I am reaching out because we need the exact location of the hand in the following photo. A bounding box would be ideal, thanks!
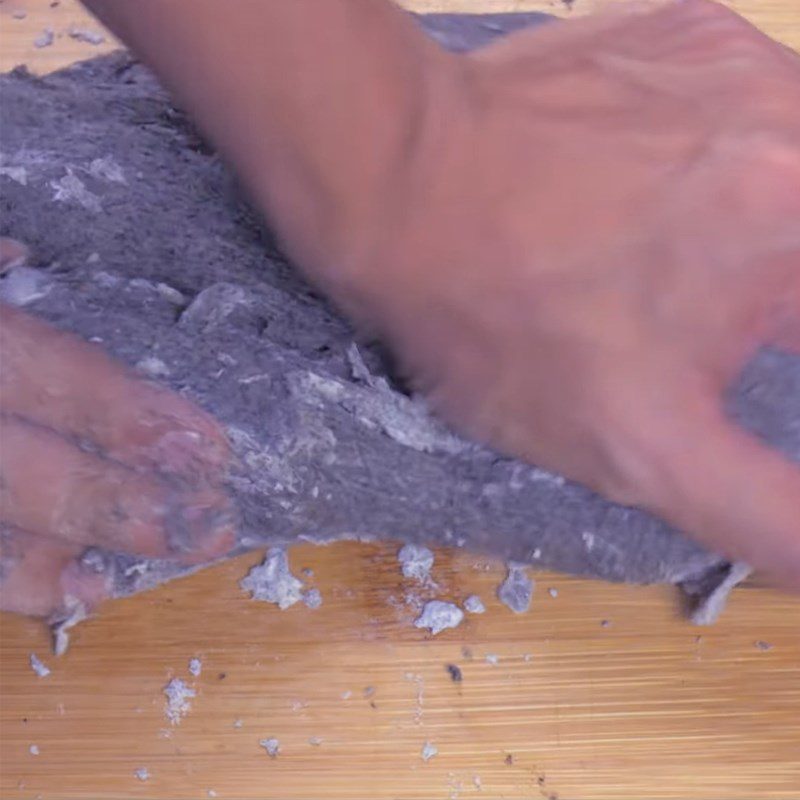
[325,1,800,582]
[0,241,235,618]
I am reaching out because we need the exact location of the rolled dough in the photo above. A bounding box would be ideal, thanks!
[1,13,797,620]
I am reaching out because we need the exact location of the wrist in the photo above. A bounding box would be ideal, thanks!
[296,49,473,331]
[259,39,469,301]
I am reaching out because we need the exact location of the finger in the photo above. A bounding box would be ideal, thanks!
[0,526,110,617]
[0,304,230,482]
[646,393,800,587]
[0,414,235,559]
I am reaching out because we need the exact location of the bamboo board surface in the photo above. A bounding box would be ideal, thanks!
[1,1,799,799]
[3,544,800,800]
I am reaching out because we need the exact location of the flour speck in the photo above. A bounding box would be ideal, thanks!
[29,654,50,678]
[421,741,438,762]
[260,737,280,758]
[463,595,485,614]
[163,678,196,725]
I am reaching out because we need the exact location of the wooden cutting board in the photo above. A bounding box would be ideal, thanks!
[1,2,799,798]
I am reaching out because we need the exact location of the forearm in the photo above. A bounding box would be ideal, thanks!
[81,0,452,279]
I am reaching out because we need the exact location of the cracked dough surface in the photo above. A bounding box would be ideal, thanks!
[1,12,797,605]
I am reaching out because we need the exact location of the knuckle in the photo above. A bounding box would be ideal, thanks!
[675,1,781,63]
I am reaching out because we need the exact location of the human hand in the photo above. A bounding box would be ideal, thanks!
[325,1,800,582]
[0,241,235,618]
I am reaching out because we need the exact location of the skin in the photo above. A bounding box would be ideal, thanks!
[0,284,236,616]
[1,0,798,619]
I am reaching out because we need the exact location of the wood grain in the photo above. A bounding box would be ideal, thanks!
[1,1,799,799]
[3,543,800,800]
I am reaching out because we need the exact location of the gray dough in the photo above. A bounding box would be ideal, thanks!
[1,13,798,612]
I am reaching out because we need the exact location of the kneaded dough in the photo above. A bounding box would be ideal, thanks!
[1,13,797,609]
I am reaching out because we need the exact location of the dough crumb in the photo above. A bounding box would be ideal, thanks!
[136,355,170,378]
[398,543,434,582]
[683,561,752,626]
[188,657,202,677]
[163,678,196,725]
[548,587,559,598]
[346,342,375,384]
[50,169,102,212]
[134,767,149,782]
[414,601,464,635]
[50,596,89,656]
[421,741,438,762]
[29,654,50,678]
[463,595,485,614]
[497,564,534,613]
[260,737,280,758]
[233,718,243,729]
[156,282,186,306]
[29,744,40,756]
[34,28,55,49]
[340,690,352,700]
[308,736,323,746]
[88,156,126,185]
[68,26,106,45]
[485,654,499,666]
[240,548,304,610]
[302,588,322,609]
